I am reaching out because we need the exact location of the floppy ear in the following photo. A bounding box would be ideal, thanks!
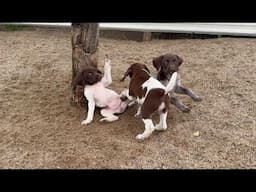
[153,55,164,70]
[176,55,183,66]
[120,67,132,82]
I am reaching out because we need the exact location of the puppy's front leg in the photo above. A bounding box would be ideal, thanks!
[81,93,95,126]
[170,96,190,113]
[101,56,112,87]
[134,105,141,118]
[175,85,202,102]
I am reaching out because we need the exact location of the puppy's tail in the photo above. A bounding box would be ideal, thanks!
[165,72,178,94]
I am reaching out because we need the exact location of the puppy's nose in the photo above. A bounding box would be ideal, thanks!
[120,95,128,102]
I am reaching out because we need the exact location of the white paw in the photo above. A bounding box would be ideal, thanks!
[99,116,118,122]
[136,134,145,140]
[99,118,108,122]
[194,96,202,102]
[155,124,167,131]
[81,119,92,126]
[155,124,161,130]
[104,57,111,66]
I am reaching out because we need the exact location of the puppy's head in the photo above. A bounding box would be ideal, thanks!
[153,54,183,80]
[120,63,150,82]
[78,68,103,86]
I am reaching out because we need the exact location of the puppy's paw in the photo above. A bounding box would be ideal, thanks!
[104,56,111,67]
[99,118,108,122]
[136,134,146,140]
[194,97,202,102]
[81,119,92,126]
[155,124,167,131]
[99,116,119,122]
[181,107,191,113]
[105,60,111,67]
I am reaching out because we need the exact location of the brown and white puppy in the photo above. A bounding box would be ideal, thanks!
[73,57,130,125]
[120,63,178,140]
[153,53,202,113]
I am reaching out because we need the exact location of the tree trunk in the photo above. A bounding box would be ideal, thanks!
[70,23,99,105]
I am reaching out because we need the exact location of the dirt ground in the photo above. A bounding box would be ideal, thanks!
[0,28,255,169]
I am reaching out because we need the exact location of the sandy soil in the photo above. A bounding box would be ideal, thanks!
[0,28,255,169]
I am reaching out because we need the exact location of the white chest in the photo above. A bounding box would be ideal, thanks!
[142,77,165,96]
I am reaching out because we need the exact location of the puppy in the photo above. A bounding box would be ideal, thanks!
[120,63,178,140]
[153,53,202,113]
[73,56,130,126]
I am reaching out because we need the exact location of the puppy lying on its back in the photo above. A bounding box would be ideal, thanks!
[73,56,130,126]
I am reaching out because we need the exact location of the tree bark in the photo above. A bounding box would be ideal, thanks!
[70,23,99,105]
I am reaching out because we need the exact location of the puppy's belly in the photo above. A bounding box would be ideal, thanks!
[95,101,108,108]
[95,94,121,109]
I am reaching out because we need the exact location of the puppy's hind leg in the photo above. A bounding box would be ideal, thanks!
[99,108,119,122]
[136,119,155,140]
[155,111,168,131]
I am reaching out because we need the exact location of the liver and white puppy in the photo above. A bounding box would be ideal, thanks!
[153,53,202,113]
[120,63,178,140]
[73,57,130,126]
